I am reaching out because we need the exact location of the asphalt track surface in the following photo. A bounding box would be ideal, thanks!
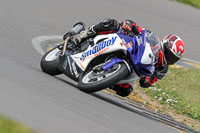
[0,0,199,133]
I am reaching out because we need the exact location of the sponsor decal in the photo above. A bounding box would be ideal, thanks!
[80,36,117,61]
[72,61,79,78]
[136,36,142,46]
[125,42,133,48]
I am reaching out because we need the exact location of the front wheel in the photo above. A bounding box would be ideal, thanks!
[40,47,62,75]
[78,63,129,93]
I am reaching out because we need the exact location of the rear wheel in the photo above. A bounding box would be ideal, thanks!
[78,62,129,93]
[40,47,62,75]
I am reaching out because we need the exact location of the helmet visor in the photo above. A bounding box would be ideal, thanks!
[164,43,180,65]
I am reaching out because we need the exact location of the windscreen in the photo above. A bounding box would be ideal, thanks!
[147,31,161,58]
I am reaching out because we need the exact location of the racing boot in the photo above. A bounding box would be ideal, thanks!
[110,83,133,97]
[72,25,96,46]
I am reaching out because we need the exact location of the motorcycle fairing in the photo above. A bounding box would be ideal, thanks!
[70,33,127,71]
[116,33,133,46]
[59,55,82,81]
[102,57,124,71]
[64,30,157,80]
[127,30,157,77]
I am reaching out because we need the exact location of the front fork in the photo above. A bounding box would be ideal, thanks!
[102,57,131,73]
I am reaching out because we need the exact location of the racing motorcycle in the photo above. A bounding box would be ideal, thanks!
[40,22,160,93]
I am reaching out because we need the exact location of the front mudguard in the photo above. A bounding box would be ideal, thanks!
[102,57,131,73]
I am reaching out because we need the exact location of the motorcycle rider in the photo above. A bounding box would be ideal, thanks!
[63,19,185,97]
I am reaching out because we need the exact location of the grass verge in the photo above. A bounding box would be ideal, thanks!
[136,66,200,130]
[0,115,36,133]
[173,0,200,9]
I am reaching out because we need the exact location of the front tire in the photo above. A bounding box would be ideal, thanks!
[78,63,129,93]
[40,47,62,75]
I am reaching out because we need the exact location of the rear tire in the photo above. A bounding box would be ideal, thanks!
[40,47,62,75]
[78,63,129,93]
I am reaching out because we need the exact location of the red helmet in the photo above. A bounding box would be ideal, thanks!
[161,34,185,65]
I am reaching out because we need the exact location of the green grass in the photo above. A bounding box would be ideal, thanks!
[0,115,36,133]
[174,0,200,9]
[140,67,200,121]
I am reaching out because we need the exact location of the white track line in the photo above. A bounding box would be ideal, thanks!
[31,35,200,64]
[181,58,200,64]
[32,35,62,55]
